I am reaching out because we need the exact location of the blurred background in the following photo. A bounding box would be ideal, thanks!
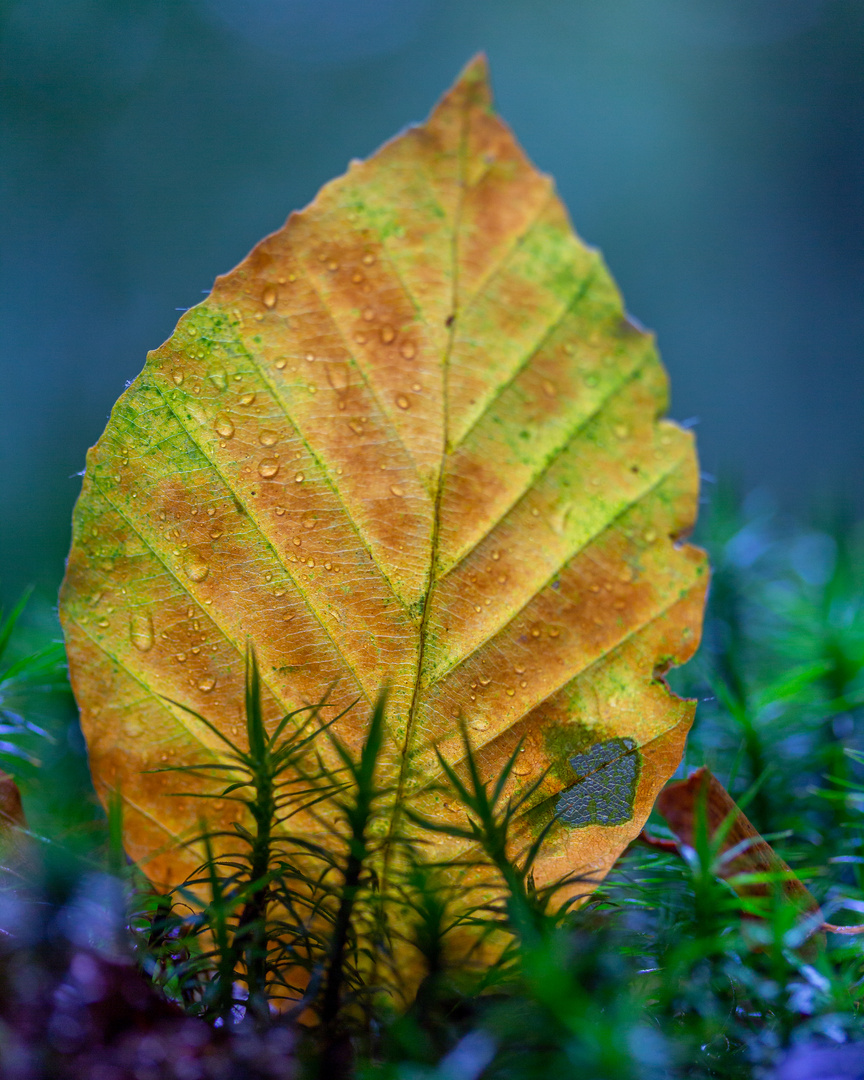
[1,0,863,611]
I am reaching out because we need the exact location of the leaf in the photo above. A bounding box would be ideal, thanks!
[59,58,707,932]
[655,767,819,915]
[654,768,864,938]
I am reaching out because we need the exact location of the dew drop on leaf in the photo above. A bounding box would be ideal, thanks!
[183,553,210,582]
[129,612,154,653]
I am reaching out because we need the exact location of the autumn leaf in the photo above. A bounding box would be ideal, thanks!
[654,767,864,937]
[655,767,819,915]
[59,58,707,942]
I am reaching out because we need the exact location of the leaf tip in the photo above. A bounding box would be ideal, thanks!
[440,53,494,114]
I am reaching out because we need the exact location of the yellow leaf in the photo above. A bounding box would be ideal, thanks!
[59,56,708,966]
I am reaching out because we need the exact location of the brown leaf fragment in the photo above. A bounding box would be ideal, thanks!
[656,767,864,936]
[656,766,818,914]
[0,770,26,832]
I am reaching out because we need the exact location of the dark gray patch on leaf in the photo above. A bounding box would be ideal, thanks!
[556,737,640,827]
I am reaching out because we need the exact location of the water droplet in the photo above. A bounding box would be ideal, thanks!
[549,628,560,638]
[327,260,338,272]
[183,553,210,582]
[362,307,375,322]
[262,286,277,308]
[197,676,216,693]
[380,324,396,344]
[474,605,482,613]
[614,423,629,439]
[478,675,491,686]
[354,332,367,345]
[400,342,416,360]
[324,561,332,570]
[520,680,527,688]
[172,371,184,385]
[506,688,515,697]
[124,719,143,737]
[362,253,375,265]
[214,416,234,439]
[294,472,304,483]
[275,357,287,369]
[97,618,109,628]
[259,430,278,446]
[258,459,279,479]
[307,558,315,568]
[643,529,657,543]
[491,551,500,561]
[396,394,410,410]
[275,506,285,516]
[326,363,350,392]
[176,652,187,662]
[390,484,404,497]
[209,527,223,539]
[129,612,154,652]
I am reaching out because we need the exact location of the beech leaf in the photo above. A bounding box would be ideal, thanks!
[59,58,708,927]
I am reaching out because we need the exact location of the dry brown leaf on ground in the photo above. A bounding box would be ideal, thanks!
[655,767,819,914]
[0,770,25,833]
[59,57,708,974]
[654,767,864,936]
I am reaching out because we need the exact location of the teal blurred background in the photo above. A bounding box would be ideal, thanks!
[2,0,863,611]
